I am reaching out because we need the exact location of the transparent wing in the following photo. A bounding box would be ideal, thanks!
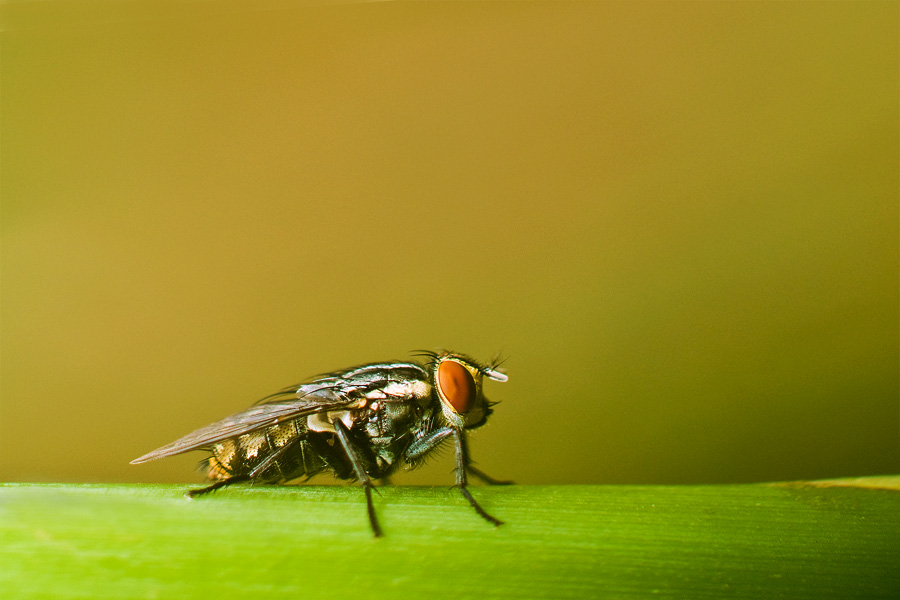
[130,390,353,464]
[132,360,431,465]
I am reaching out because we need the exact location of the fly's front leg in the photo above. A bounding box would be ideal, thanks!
[333,420,383,538]
[454,429,503,527]
[404,427,454,462]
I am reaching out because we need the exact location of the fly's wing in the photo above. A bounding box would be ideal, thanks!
[130,388,354,464]
[132,361,431,465]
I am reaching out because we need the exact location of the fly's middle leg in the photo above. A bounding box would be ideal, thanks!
[334,420,383,538]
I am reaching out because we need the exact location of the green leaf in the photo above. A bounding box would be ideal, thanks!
[2,478,898,599]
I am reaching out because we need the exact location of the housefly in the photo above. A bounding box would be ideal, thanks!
[131,350,509,537]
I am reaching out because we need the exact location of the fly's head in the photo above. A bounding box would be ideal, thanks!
[425,351,508,430]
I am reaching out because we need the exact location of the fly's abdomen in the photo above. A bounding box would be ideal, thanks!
[205,418,324,482]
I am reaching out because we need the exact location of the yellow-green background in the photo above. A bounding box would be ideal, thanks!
[1,1,897,486]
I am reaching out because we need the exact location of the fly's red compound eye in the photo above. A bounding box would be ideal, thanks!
[437,360,475,413]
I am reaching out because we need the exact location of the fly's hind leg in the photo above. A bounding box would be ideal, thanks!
[186,475,251,499]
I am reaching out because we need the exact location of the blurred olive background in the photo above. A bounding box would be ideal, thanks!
[1,1,897,486]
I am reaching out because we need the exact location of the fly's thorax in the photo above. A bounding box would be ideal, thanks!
[431,353,504,429]
[305,376,432,434]
[381,378,432,402]
[361,379,434,439]
[307,409,356,433]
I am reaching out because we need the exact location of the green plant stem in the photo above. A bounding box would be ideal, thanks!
[2,478,898,599]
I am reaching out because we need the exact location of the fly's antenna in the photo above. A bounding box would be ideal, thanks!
[484,352,509,382]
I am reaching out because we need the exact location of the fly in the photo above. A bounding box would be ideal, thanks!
[131,350,510,537]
